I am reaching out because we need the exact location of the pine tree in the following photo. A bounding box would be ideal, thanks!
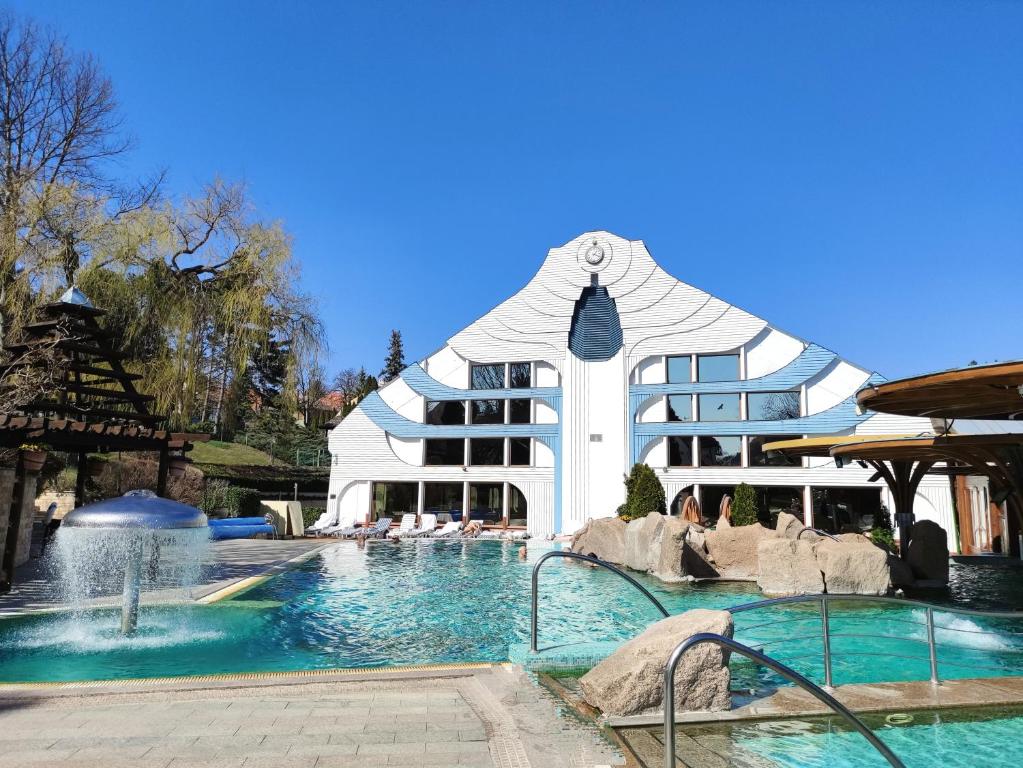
[380,330,405,382]
[618,463,666,521]
[731,482,760,526]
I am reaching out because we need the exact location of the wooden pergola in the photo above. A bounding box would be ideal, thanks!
[0,290,207,589]
[856,360,1023,421]
[762,434,929,558]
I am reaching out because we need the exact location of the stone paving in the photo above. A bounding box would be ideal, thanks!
[0,666,623,768]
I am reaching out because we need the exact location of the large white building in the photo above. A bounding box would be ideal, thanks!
[326,231,957,543]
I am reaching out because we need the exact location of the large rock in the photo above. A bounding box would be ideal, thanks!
[571,517,627,564]
[888,554,915,589]
[756,538,824,595]
[652,517,692,582]
[815,539,890,595]
[579,609,732,716]
[624,513,666,572]
[705,523,773,578]
[907,520,949,585]
[775,511,804,539]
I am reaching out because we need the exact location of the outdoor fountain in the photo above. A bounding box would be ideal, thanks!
[56,491,208,635]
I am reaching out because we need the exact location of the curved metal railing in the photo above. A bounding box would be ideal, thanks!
[727,593,1023,688]
[663,633,906,768]
[530,550,669,653]
[797,527,841,542]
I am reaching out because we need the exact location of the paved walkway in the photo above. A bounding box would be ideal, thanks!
[0,666,622,768]
[0,539,327,614]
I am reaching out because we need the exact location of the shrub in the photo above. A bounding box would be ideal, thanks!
[303,506,325,528]
[871,504,895,549]
[618,463,666,521]
[730,482,759,527]
[223,486,261,518]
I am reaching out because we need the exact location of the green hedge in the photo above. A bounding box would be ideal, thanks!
[303,506,325,528]
[224,487,262,518]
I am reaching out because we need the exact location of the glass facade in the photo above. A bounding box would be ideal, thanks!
[748,391,800,421]
[424,438,465,466]
[471,399,503,424]
[423,483,463,520]
[509,363,531,388]
[508,399,531,424]
[425,400,465,425]
[469,483,503,522]
[470,438,504,465]
[697,353,739,382]
[371,482,417,521]
[749,435,801,467]
[508,485,528,526]
[668,436,694,467]
[471,363,505,389]
[699,436,742,466]
[509,438,531,466]
[698,393,740,421]
[667,355,692,384]
[667,394,692,422]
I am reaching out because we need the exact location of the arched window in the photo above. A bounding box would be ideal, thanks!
[508,484,528,527]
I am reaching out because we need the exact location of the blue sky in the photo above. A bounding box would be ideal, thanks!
[14,1,1022,381]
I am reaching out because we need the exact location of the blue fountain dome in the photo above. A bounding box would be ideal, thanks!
[567,283,624,362]
[62,494,208,530]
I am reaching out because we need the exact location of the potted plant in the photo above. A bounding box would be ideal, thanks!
[19,443,48,473]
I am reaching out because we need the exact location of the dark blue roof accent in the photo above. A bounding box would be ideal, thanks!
[567,285,623,362]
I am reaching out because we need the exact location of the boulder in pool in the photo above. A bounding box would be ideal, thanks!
[815,538,890,595]
[775,511,805,539]
[624,513,666,572]
[907,520,949,586]
[571,517,627,565]
[756,538,824,595]
[705,523,773,578]
[651,516,694,582]
[579,609,732,716]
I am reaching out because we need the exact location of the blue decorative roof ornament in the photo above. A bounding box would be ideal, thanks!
[567,279,623,362]
[58,286,94,308]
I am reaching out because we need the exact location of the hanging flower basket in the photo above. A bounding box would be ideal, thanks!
[168,455,191,478]
[19,446,47,473]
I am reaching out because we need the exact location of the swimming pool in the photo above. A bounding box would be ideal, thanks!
[0,540,1020,683]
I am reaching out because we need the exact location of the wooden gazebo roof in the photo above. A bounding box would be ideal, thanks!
[856,360,1023,421]
[762,434,917,458]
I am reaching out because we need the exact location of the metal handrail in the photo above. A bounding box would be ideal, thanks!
[728,594,1023,688]
[529,550,669,653]
[797,526,842,542]
[663,633,905,768]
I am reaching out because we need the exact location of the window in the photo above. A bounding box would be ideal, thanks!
[424,483,463,521]
[469,483,503,522]
[509,438,531,466]
[698,393,740,421]
[508,484,528,526]
[425,400,465,425]
[698,354,739,382]
[470,438,504,465]
[371,482,417,521]
[667,355,692,384]
[471,399,503,424]
[471,363,505,389]
[748,391,800,421]
[699,436,742,466]
[509,363,531,388]
[749,435,801,467]
[424,439,465,466]
[668,436,694,467]
[667,394,692,422]
[508,399,531,424]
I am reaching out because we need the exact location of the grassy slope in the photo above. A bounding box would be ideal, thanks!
[188,440,277,466]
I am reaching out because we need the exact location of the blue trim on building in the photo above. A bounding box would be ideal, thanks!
[631,372,885,462]
[359,391,558,439]
[567,285,623,362]
[400,364,561,408]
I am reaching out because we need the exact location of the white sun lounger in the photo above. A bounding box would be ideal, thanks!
[431,521,462,538]
[388,513,417,538]
[406,513,437,538]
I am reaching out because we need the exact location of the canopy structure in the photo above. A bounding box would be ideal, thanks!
[763,434,933,557]
[857,360,1023,421]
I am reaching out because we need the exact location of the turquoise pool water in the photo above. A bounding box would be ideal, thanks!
[682,706,1023,767]
[0,540,1020,683]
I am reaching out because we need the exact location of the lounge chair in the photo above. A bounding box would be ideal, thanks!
[431,521,462,538]
[388,513,417,538]
[305,509,340,536]
[406,513,437,538]
[333,517,393,539]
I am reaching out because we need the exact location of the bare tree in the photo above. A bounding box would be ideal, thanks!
[0,11,131,341]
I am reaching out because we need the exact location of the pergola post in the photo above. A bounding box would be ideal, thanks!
[156,447,169,497]
[868,459,934,560]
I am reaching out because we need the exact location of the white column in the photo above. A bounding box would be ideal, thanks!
[803,485,813,527]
